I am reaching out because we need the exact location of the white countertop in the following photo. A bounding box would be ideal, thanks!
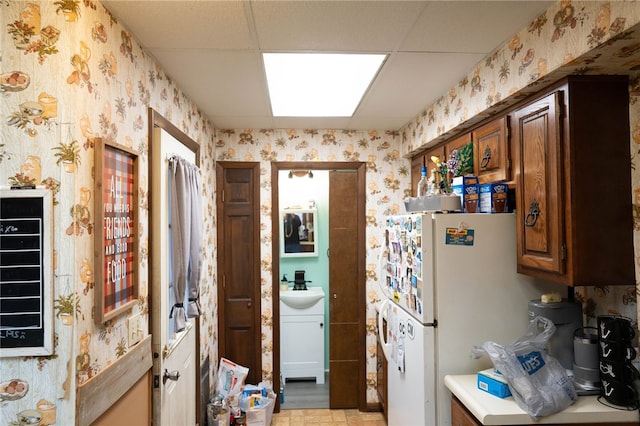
[444,374,640,425]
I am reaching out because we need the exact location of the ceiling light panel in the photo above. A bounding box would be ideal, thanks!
[263,53,386,117]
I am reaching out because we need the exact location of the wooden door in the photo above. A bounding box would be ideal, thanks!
[216,162,262,385]
[513,91,564,276]
[473,116,510,184]
[328,169,361,409]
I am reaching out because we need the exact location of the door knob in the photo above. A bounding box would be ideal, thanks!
[163,369,180,384]
[247,301,252,308]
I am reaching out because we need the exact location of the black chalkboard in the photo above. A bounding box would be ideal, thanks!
[0,188,53,356]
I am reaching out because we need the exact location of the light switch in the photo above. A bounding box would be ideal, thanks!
[127,313,143,347]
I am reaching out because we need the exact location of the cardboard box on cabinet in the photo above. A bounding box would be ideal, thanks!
[479,182,509,213]
[452,175,479,213]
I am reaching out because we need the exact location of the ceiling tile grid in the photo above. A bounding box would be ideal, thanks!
[103,0,554,130]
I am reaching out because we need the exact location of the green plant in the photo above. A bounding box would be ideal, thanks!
[7,20,35,40]
[54,292,81,319]
[53,140,81,166]
[54,0,81,16]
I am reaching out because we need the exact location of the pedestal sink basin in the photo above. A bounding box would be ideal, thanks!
[280,287,325,309]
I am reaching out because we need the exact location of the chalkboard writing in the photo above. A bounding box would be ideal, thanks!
[0,189,53,356]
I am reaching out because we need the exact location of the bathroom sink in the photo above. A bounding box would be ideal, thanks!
[280,287,325,309]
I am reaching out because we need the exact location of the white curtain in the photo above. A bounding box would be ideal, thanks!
[168,156,203,332]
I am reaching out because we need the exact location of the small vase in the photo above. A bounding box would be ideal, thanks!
[63,10,78,22]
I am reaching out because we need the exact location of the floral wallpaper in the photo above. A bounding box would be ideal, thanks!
[1,0,639,424]
[1,1,216,424]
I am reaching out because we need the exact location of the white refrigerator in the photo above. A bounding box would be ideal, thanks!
[378,212,560,426]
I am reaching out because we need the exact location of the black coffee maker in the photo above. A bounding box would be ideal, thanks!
[597,315,640,409]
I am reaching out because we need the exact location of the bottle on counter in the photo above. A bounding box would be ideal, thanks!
[428,168,440,196]
[417,166,428,197]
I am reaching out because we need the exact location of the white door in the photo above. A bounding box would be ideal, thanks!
[151,127,197,425]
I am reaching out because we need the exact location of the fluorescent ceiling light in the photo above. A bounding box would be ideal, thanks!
[263,53,386,117]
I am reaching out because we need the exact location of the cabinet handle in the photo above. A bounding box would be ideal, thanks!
[524,199,540,227]
[480,145,492,169]
[320,322,323,328]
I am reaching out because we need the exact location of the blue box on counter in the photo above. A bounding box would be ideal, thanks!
[479,182,510,213]
[452,175,479,213]
[477,368,511,398]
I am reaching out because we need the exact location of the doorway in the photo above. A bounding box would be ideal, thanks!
[272,161,366,412]
[149,109,201,425]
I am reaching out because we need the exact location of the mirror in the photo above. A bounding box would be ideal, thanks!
[281,208,318,257]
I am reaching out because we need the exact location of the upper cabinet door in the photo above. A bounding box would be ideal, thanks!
[444,133,472,167]
[513,76,633,287]
[513,91,564,277]
[473,116,510,184]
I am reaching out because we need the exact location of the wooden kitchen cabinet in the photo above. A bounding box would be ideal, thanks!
[513,76,634,286]
[445,133,473,176]
[451,395,482,426]
[410,144,444,197]
[445,132,472,160]
[451,393,636,426]
[472,116,510,184]
[410,118,508,191]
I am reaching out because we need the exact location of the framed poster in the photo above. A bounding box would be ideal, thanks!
[94,139,139,323]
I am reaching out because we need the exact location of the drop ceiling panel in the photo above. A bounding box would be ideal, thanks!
[103,1,253,49]
[101,0,558,130]
[148,49,270,117]
[273,116,352,130]
[357,52,485,118]
[348,116,410,131]
[401,1,554,53]
[252,0,427,51]
[212,115,275,131]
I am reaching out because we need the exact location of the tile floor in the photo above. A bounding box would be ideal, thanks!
[279,376,329,410]
[274,376,386,425]
[271,409,387,425]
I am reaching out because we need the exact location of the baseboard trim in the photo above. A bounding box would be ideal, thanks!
[365,401,382,412]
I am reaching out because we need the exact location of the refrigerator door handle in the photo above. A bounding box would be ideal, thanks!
[377,299,392,361]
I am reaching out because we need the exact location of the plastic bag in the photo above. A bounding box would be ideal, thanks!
[471,316,577,420]
[214,357,249,398]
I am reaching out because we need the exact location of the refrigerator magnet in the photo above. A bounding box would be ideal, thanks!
[445,227,475,246]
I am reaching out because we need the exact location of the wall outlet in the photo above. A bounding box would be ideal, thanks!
[127,313,143,347]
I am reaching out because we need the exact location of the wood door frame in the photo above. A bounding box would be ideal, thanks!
[271,161,367,412]
[216,161,263,383]
[148,108,202,421]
